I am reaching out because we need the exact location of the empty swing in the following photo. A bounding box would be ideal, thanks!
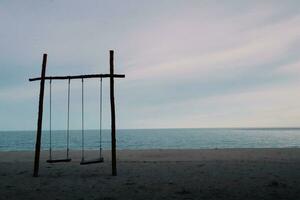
[80,78,104,165]
[47,79,72,163]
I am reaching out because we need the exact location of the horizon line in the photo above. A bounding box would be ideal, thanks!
[2,126,300,132]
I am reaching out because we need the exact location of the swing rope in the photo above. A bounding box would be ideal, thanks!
[49,79,52,160]
[99,77,103,158]
[66,79,71,159]
[81,78,85,162]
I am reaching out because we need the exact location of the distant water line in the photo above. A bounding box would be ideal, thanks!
[0,128,300,151]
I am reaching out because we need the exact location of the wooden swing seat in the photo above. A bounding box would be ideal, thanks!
[80,157,104,165]
[46,158,72,163]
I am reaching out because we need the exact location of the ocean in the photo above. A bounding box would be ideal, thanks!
[0,128,300,151]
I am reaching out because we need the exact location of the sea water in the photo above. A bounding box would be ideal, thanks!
[0,128,300,151]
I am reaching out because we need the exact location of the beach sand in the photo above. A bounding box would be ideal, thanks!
[1,148,300,200]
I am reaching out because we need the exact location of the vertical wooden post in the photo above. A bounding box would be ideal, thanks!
[33,54,47,177]
[110,50,117,176]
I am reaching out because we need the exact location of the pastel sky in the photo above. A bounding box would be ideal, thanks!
[0,0,300,130]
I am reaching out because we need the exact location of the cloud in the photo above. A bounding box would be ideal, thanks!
[130,80,300,128]
[126,14,300,82]
[0,85,37,102]
[275,60,300,75]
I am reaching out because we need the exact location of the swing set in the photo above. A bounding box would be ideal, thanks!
[29,50,125,177]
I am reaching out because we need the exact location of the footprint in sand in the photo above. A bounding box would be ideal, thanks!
[17,170,27,175]
[125,181,135,185]
[176,188,191,195]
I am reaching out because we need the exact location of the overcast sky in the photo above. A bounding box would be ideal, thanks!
[0,0,300,130]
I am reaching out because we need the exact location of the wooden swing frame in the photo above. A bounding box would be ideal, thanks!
[29,50,125,177]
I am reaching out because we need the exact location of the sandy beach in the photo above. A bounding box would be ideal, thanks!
[1,148,300,200]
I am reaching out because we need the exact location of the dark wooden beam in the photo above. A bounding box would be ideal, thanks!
[29,74,125,82]
[33,54,47,177]
[110,50,117,176]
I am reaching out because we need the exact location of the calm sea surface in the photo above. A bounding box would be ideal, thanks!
[0,128,300,151]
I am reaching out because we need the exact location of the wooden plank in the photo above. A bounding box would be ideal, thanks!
[80,157,104,165]
[46,158,72,163]
[110,50,117,176]
[33,54,47,177]
[29,74,125,82]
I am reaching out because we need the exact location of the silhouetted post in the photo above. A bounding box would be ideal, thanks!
[110,50,117,176]
[33,54,47,177]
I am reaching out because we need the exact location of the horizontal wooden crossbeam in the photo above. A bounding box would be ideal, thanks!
[29,73,125,82]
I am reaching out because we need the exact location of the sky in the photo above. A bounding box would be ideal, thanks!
[0,0,300,130]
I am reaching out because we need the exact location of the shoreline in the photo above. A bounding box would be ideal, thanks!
[1,148,300,162]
